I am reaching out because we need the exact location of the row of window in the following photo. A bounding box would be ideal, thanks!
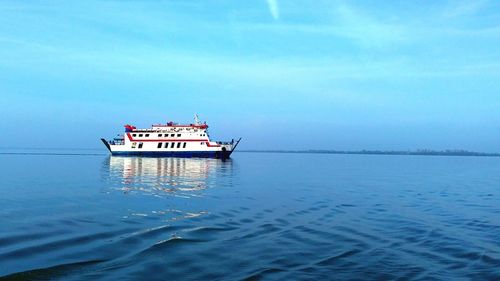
[133,133,149,137]
[131,142,142,149]
[156,142,187,149]
[131,142,189,149]
[132,133,182,138]
[157,133,182,137]
[131,133,207,138]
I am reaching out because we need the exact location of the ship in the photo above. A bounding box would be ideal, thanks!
[101,115,241,159]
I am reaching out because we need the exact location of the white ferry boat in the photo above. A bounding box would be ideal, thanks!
[101,115,241,159]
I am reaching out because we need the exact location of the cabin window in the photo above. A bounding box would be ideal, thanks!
[177,134,181,137]
[138,143,143,148]
[171,134,175,137]
[132,134,137,137]
[158,134,162,137]
[164,143,169,148]
[171,142,175,148]
[183,142,186,148]
[177,142,181,148]
[157,143,162,148]
[139,134,143,137]
[145,134,149,137]
[132,142,136,148]
[200,142,204,145]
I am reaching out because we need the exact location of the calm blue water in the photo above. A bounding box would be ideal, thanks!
[0,151,499,280]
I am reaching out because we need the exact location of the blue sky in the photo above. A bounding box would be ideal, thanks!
[1,0,499,151]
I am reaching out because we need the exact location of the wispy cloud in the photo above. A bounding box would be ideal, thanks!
[443,0,489,18]
[1,1,499,88]
[266,0,279,20]
[332,4,409,47]
[235,3,412,48]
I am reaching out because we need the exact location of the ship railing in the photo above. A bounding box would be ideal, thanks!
[109,139,125,145]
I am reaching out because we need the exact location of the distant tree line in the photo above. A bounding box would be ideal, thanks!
[240,149,500,157]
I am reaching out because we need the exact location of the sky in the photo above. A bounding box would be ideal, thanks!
[1,0,499,151]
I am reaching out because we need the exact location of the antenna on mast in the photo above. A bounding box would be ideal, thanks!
[194,114,201,125]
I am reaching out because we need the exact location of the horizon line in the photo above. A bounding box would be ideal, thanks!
[1,147,500,157]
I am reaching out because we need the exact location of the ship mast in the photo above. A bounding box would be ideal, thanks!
[194,114,201,125]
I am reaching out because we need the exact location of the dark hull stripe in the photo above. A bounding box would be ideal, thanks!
[110,150,232,159]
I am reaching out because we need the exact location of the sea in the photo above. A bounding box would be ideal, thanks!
[0,150,499,280]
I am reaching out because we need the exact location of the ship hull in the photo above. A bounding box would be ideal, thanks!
[101,117,241,159]
[109,150,232,159]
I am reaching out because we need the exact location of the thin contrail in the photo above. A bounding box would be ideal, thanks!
[266,0,279,20]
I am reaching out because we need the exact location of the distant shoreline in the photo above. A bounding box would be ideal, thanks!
[239,150,500,157]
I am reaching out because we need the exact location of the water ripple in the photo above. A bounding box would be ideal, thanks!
[1,153,500,279]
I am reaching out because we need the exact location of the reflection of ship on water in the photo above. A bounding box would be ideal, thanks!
[103,156,234,197]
